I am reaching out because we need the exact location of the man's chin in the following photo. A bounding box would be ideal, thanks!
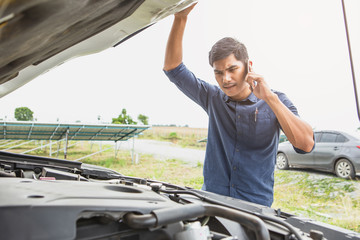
[224,89,237,97]
[224,90,243,101]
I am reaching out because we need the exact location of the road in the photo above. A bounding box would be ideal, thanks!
[117,139,205,166]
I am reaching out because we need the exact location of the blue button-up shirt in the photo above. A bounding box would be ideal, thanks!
[164,63,300,207]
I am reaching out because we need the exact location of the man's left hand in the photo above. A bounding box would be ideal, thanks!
[246,67,275,101]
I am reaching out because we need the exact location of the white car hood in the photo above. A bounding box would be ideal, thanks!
[0,0,196,98]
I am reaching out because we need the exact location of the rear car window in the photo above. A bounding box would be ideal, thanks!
[320,133,337,143]
[336,134,348,143]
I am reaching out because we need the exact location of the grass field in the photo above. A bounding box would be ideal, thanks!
[1,126,359,232]
[273,170,360,232]
[138,126,208,149]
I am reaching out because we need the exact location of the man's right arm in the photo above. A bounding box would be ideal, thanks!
[163,3,213,112]
[163,4,197,71]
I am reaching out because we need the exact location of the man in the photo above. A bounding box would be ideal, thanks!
[163,4,314,207]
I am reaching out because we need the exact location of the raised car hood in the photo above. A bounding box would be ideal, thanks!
[0,0,197,98]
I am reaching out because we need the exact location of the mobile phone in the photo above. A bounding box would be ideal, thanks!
[247,60,257,92]
[247,60,253,91]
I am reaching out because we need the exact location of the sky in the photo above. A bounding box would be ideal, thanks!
[1,0,360,134]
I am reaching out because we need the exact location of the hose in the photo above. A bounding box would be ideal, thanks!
[123,203,270,240]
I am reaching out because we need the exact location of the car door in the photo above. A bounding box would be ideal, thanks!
[288,132,319,167]
[313,132,345,171]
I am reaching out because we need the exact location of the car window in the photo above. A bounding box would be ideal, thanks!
[320,133,337,143]
[314,132,322,143]
[336,134,348,143]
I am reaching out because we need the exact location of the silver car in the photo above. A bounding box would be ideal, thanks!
[276,130,360,179]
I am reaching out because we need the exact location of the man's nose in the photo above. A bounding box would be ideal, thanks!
[223,71,231,82]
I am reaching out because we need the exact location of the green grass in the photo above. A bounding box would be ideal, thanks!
[138,127,207,150]
[273,170,360,232]
[81,154,204,189]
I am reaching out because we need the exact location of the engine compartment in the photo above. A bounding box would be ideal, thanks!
[1,151,360,240]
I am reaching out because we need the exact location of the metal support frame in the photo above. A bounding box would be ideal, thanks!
[5,140,35,150]
[2,137,139,165]
[75,146,113,162]
[64,128,69,159]
[18,139,77,155]
[70,125,84,140]
[131,136,135,164]
[50,140,52,156]
[89,126,106,141]
[27,122,35,140]
[114,141,122,159]
[49,124,61,140]
[50,142,77,155]
[75,136,138,164]
[2,121,6,138]
[0,121,147,164]
[21,140,57,154]
[56,140,61,158]
[0,140,22,148]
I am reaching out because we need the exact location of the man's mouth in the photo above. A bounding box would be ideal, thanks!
[223,83,236,89]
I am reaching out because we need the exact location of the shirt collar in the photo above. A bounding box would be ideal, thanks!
[223,92,258,104]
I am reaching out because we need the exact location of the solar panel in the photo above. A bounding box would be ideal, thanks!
[0,121,149,141]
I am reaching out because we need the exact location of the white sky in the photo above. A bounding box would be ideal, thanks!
[1,0,360,134]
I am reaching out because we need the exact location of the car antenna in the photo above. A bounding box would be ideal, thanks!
[341,0,360,121]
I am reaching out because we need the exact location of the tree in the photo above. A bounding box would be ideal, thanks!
[14,107,34,121]
[137,114,149,125]
[112,108,137,125]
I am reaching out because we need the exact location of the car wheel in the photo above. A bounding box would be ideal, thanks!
[335,159,355,179]
[276,153,289,170]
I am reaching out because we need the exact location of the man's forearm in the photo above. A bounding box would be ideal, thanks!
[266,93,314,152]
[164,3,197,71]
[163,16,187,71]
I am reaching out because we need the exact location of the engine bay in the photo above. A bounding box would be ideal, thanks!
[1,151,360,240]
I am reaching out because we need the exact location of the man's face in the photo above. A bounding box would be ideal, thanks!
[213,54,250,101]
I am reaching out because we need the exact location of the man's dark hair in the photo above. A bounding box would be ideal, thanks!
[208,37,249,66]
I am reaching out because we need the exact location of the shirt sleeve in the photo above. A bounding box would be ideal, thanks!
[164,63,218,113]
[294,133,315,154]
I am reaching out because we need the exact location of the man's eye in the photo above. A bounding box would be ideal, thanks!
[215,72,223,75]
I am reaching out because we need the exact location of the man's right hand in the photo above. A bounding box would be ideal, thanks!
[175,3,197,19]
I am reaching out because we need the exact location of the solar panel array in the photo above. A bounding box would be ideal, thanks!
[0,122,149,141]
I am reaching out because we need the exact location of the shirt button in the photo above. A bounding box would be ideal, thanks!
[233,166,236,170]
[232,184,235,187]
[237,115,241,119]
[236,148,239,152]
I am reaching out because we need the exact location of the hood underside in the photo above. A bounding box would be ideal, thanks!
[0,0,145,84]
[0,0,196,97]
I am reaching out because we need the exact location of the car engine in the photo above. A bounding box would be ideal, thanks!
[1,151,360,240]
